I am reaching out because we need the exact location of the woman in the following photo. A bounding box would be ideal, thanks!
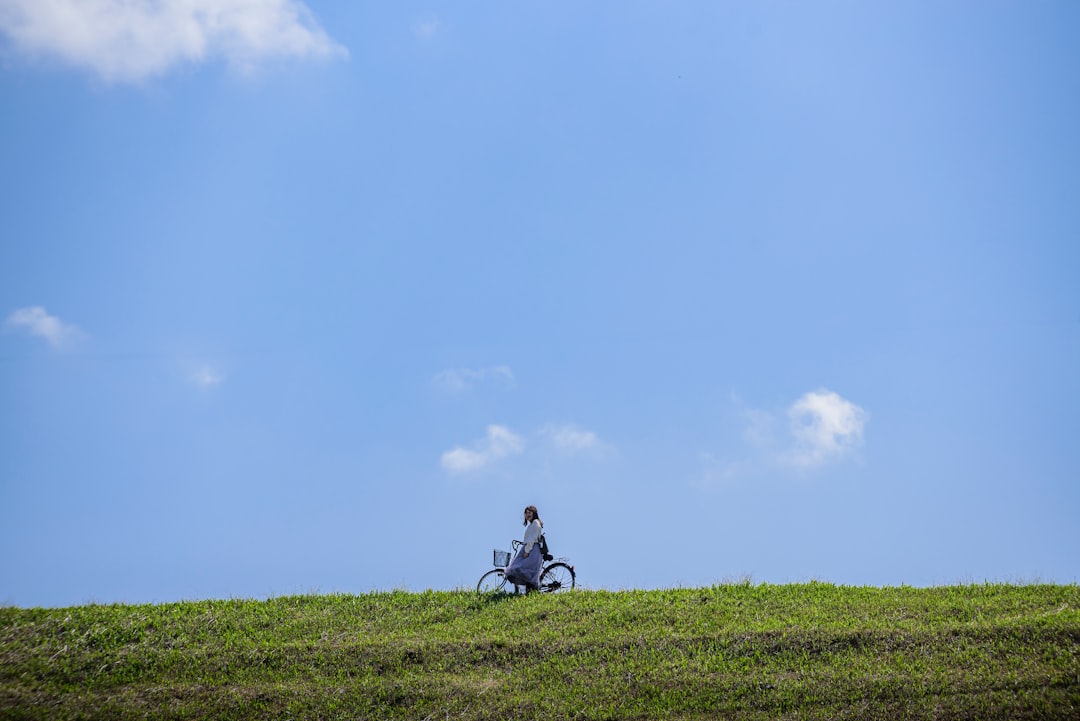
[503,505,544,591]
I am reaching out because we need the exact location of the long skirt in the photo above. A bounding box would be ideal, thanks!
[504,546,543,589]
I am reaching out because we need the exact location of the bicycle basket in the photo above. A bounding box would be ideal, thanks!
[493,550,511,568]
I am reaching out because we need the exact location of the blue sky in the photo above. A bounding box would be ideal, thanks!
[1,1,1078,608]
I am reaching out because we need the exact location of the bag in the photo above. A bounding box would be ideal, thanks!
[540,533,553,562]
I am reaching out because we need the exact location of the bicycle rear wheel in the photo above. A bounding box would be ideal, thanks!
[538,562,575,592]
[476,569,507,595]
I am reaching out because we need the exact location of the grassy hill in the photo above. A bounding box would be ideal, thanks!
[2,583,1078,720]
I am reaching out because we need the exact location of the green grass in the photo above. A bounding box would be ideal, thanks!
[2,583,1078,719]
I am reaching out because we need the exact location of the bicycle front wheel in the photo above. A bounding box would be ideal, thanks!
[538,563,575,592]
[476,569,507,595]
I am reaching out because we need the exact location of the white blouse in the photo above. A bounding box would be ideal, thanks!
[523,519,543,554]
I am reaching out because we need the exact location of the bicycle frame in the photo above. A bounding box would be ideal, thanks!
[477,539,576,595]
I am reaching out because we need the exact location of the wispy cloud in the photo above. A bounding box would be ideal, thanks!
[441,425,525,474]
[4,306,84,349]
[741,407,777,449]
[413,16,439,40]
[432,365,515,393]
[782,390,868,468]
[0,0,348,83]
[697,389,868,486]
[442,422,615,475]
[191,365,225,388]
[541,423,615,457]
[696,452,746,489]
[543,424,599,452]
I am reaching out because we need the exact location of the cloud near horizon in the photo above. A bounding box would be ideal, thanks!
[0,0,347,83]
[4,306,84,348]
[441,425,525,474]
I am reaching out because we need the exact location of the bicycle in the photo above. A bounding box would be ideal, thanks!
[476,539,576,595]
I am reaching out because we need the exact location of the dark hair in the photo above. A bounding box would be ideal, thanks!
[523,505,542,527]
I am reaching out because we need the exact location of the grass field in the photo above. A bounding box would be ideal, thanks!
[2,583,1078,720]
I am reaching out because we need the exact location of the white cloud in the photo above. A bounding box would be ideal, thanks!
[441,425,524,474]
[0,0,348,83]
[4,306,84,348]
[432,365,515,393]
[540,423,615,457]
[783,389,868,468]
[544,424,598,452]
[697,389,868,487]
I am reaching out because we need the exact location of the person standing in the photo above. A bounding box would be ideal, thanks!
[504,505,544,591]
